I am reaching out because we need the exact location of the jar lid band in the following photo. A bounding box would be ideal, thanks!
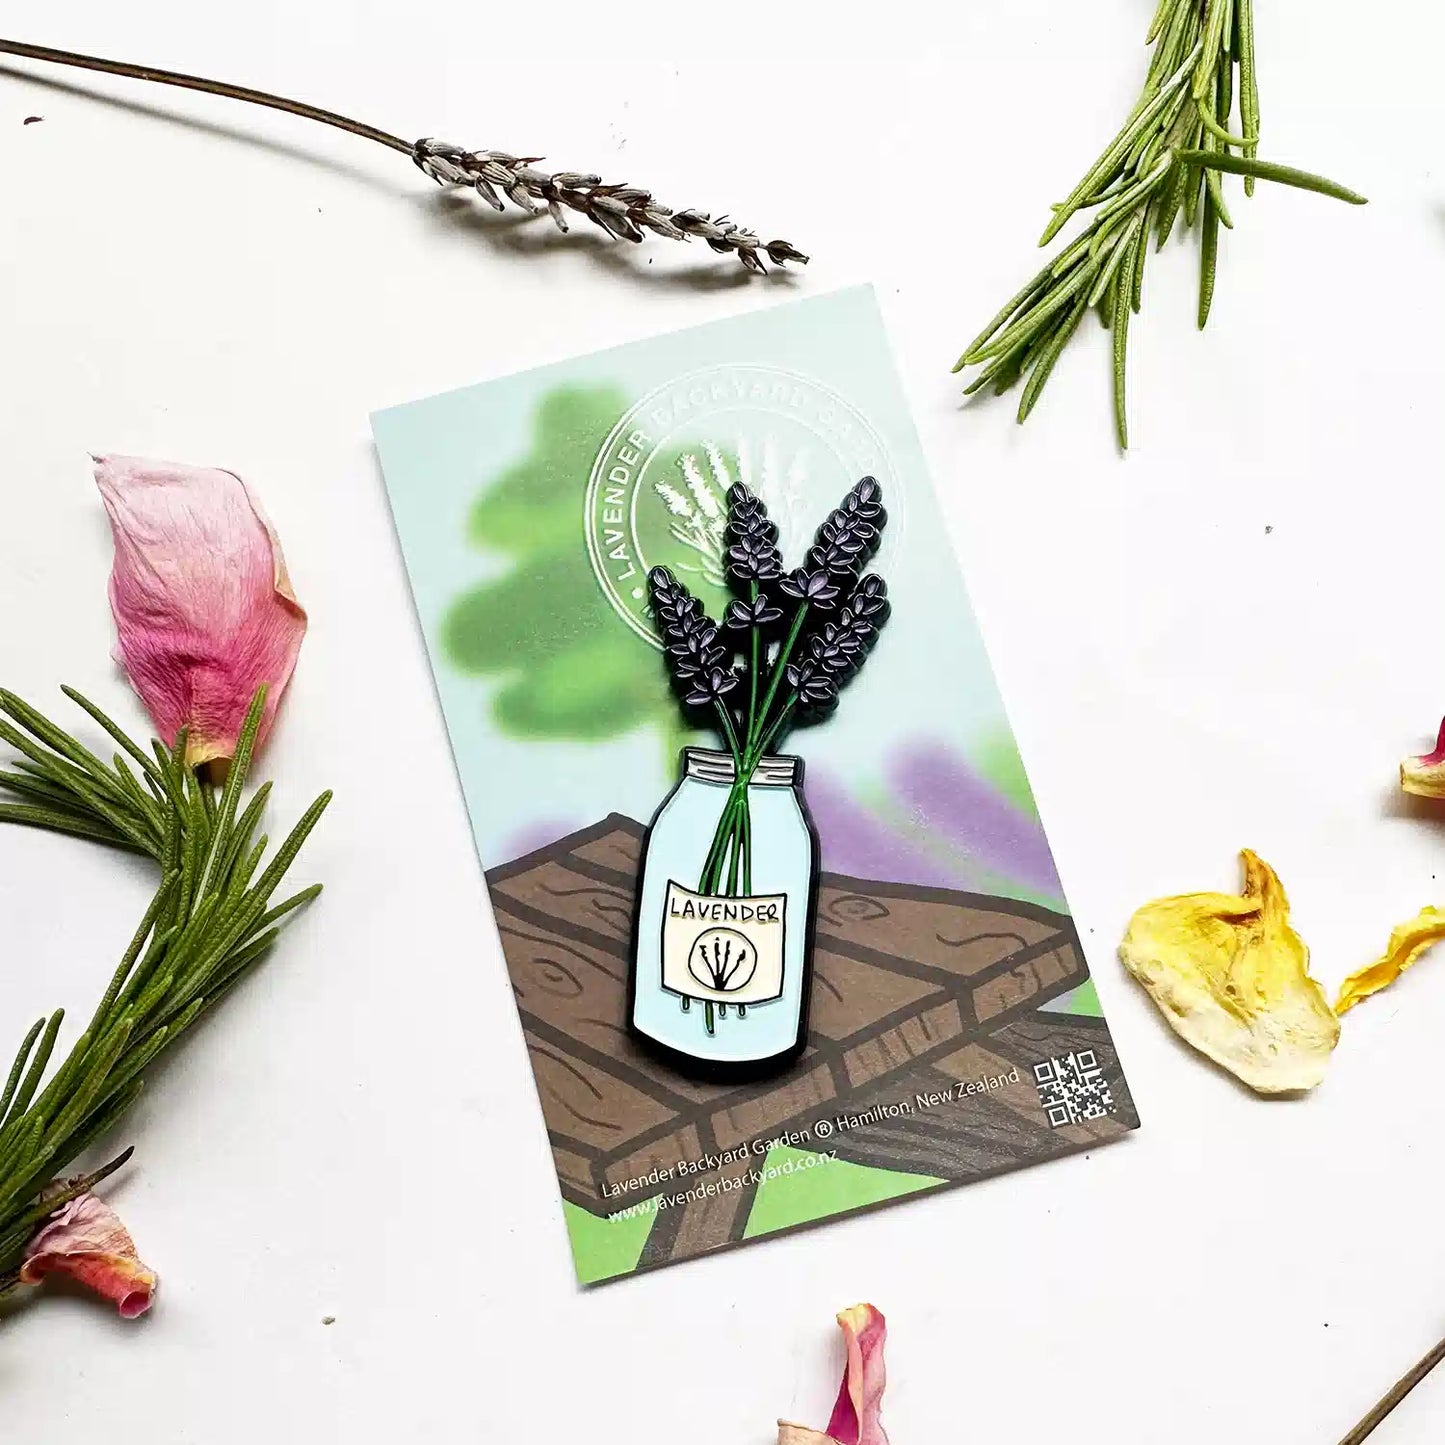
[683,747,799,787]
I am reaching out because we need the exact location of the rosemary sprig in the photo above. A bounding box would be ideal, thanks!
[0,38,806,275]
[0,686,329,1289]
[955,0,1367,448]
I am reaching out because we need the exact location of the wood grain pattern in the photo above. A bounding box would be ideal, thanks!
[487,815,1138,1269]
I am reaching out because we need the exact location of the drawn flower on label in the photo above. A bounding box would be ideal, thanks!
[688,928,759,994]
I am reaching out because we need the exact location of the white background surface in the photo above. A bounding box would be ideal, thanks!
[1,2,1442,1441]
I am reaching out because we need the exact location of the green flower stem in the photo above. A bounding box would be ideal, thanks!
[747,582,760,731]
[739,799,752,897]
[697,784,738,887]
[748,697,798,770]
[747,605,808,757]
[712,700,743,768]
[698,784,748,895]
[700,695,747,897]
[699,599,813,900]
[698,686,802,899]
[724,821,741,896]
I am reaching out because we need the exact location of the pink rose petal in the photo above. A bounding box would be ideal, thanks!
[779,1304,890,1445]
[94,454,307,772]
[20,1192,156,1317]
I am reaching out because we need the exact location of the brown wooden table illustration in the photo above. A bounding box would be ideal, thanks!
[487,815,1137,1270]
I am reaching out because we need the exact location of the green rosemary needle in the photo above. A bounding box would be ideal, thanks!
[955,0,1367,449]
[0,686,329,1289]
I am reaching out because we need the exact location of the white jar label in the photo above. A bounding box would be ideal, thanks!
[660,881,789,1007]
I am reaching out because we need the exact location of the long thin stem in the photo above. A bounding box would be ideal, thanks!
[748,607,808,756]
[1337,1332,1445,1445]
[698,785,747,895]
[712,701,743,768]
[739,800,752,896]
[747,584,761,737]
[0,37,411,152]
[749,697,798,767]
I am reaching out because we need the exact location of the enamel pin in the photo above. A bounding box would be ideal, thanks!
[628,478,890,1082]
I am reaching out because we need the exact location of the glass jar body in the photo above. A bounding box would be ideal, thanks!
[629,747,818,1081]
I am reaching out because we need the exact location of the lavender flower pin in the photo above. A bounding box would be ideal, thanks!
[629,479,891,1080]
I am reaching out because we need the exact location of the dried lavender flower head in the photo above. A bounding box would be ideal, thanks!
[413,141,808,275]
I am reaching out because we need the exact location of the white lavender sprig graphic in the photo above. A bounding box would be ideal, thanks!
[736,438,811,562]
[653,450,730,587]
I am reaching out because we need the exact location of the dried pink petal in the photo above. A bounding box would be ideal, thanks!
[778,1304,890,1445]
[19,1192,156,1317]
[94,454,307,773]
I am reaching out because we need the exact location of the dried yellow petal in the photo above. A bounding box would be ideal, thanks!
[1335,907,1445,1016]
[1119,851,1339,1094]
[1400,720,1445,799]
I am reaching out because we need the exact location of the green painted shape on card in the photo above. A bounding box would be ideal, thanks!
[444,384,680,745]
[973,728,1041,822]
[1040,977,1104,1018]
[467,386,628,553]
[450,584,671,740]
[742,1146,943,1240]
[563,1199,657,1285]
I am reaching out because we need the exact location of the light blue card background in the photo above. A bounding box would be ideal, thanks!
[372,286,1067,910]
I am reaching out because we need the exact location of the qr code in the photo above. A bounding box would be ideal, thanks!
[1033,1050,1114,1127]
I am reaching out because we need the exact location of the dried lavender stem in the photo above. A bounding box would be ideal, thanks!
[0,37,807,273]
[1336,1332,1445,1445]
[0,37,411,150]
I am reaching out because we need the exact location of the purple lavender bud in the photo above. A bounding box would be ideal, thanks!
[724,595,784,630]
[799,674,839,705]
[726,535,783,584]
[684,667,741,707]
[778,567,841,610]
[805,541,867,579]
[848,574,889,619]
[843,477,885,524]
[784,657,839,707]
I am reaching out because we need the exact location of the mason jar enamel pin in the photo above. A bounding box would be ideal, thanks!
[628,477,890,1082]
